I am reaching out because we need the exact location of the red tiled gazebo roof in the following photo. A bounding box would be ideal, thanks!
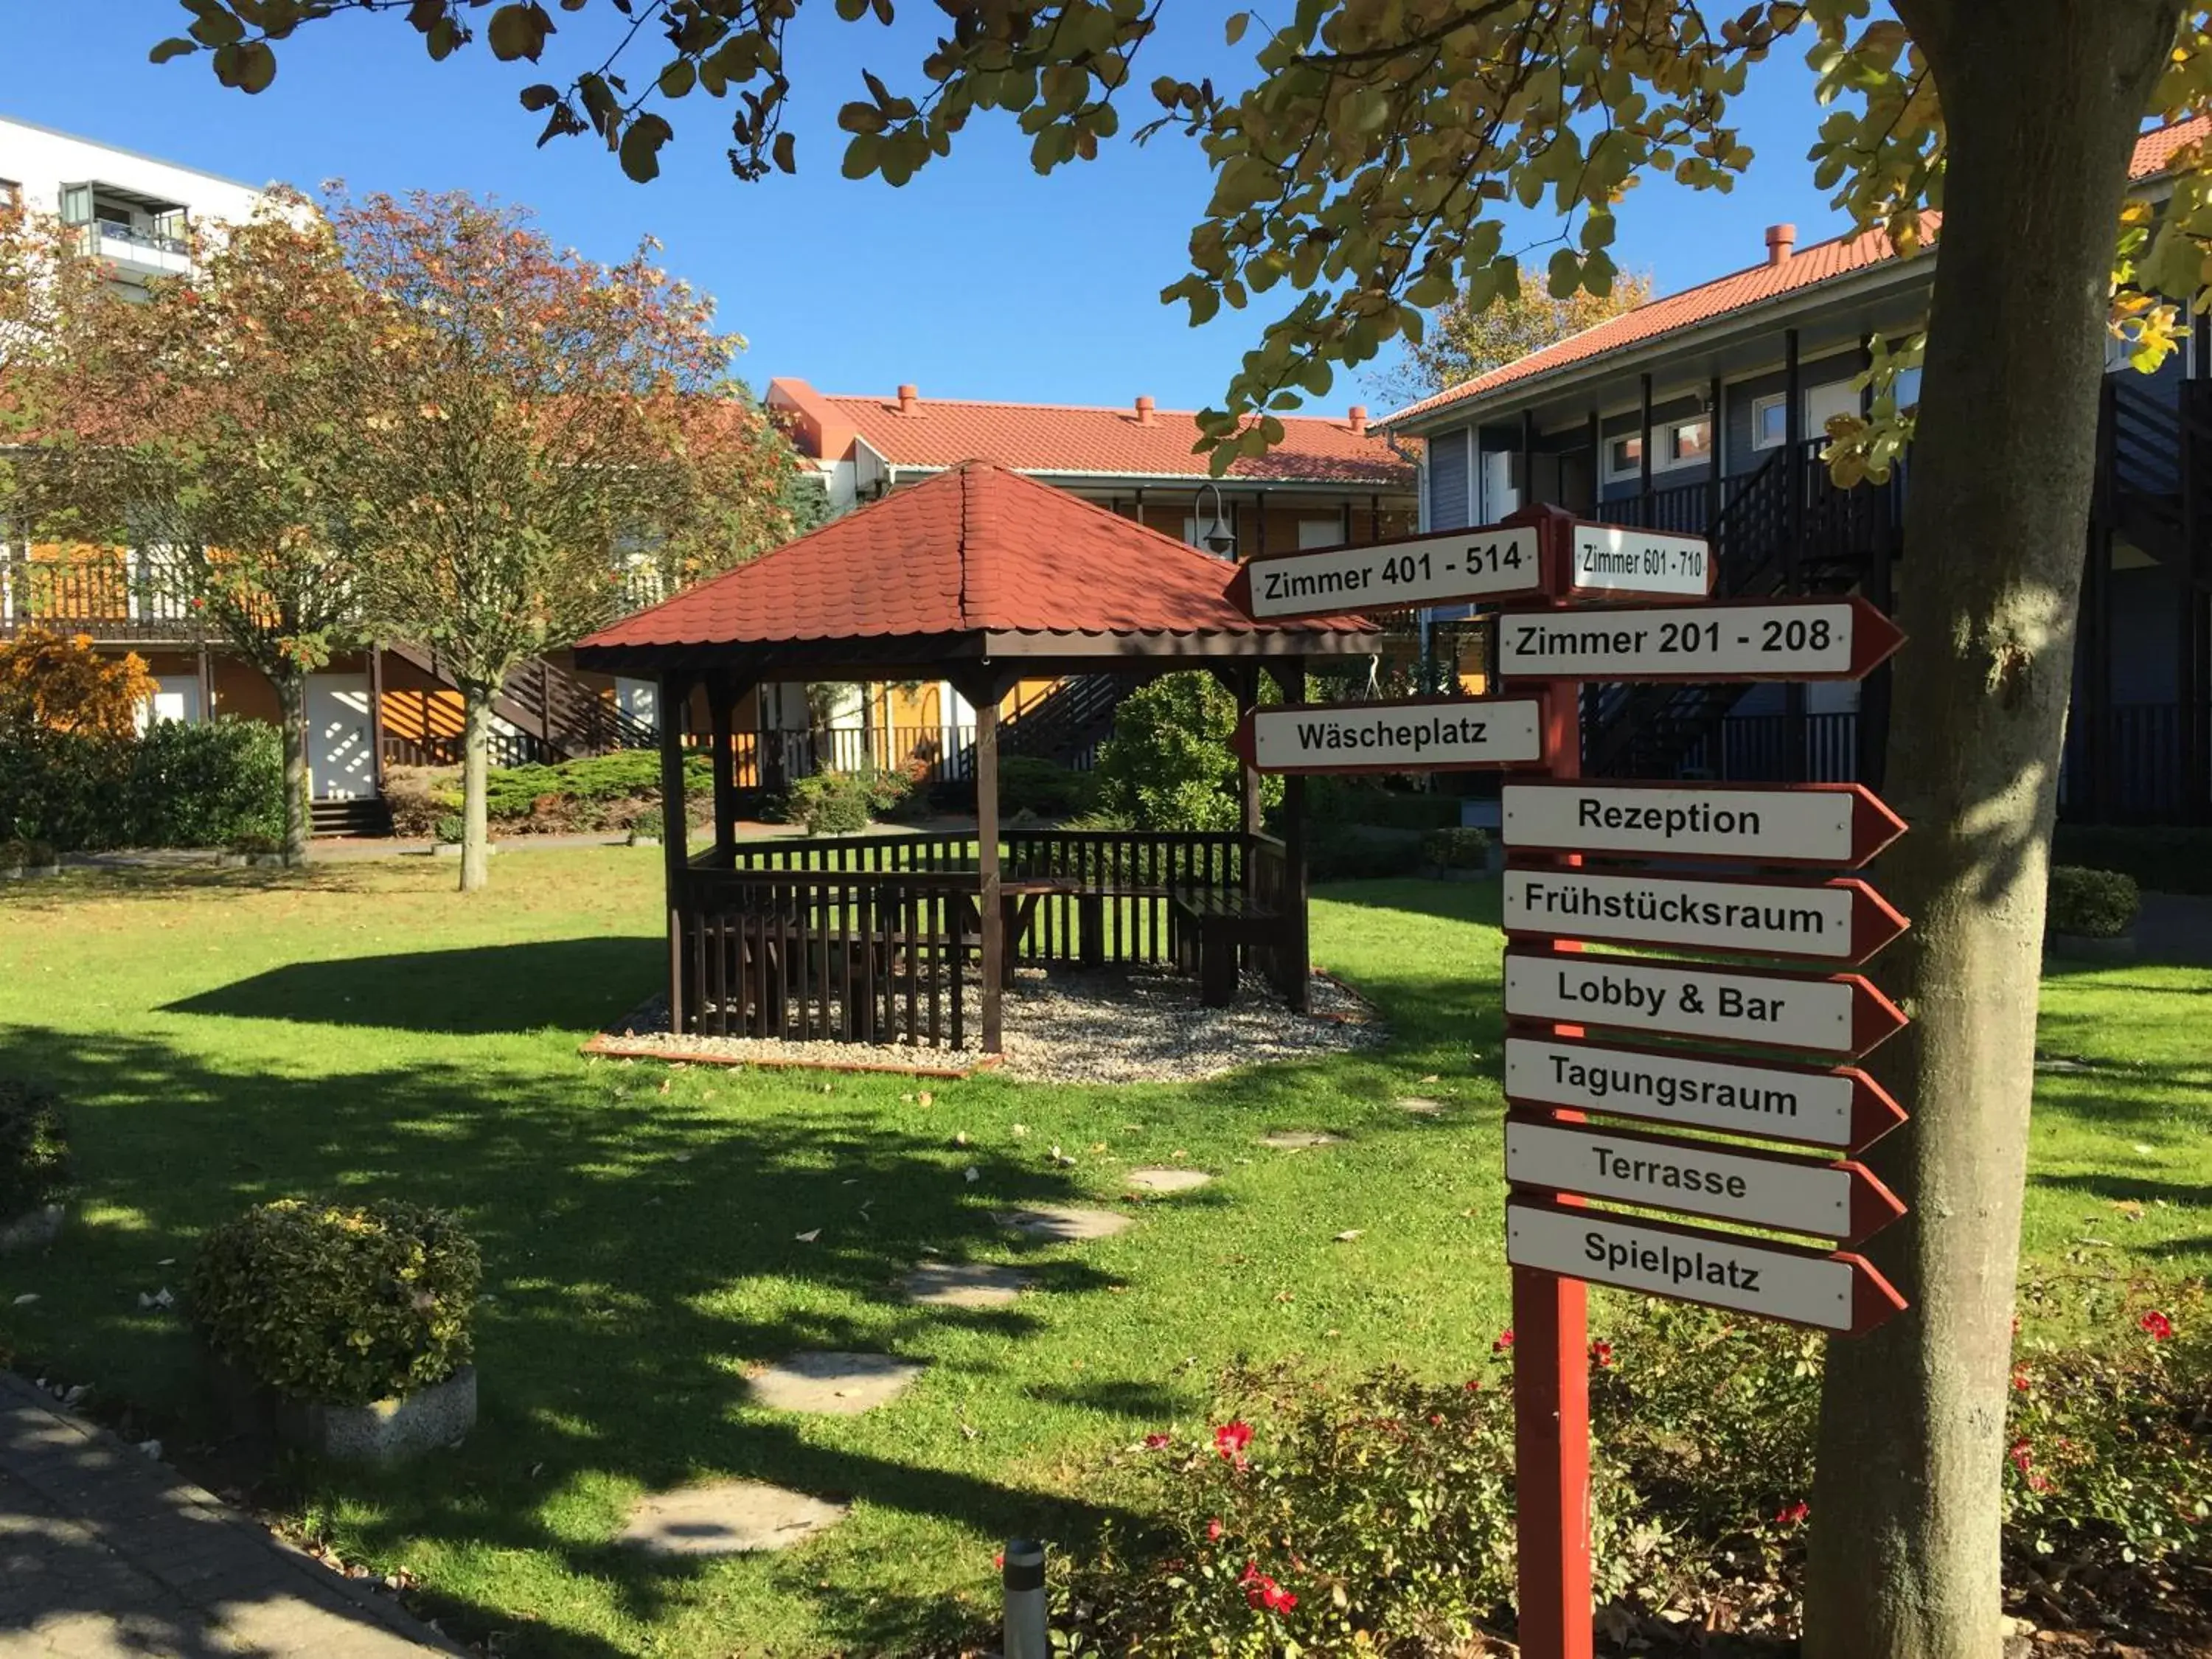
[575,460,1379,674]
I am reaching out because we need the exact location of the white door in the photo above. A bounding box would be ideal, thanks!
[136,677,201,733]
[1482,448,1519,519]
[306,674,374,801]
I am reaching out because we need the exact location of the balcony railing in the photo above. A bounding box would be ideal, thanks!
[74,220,192,279]
[0,549,212,641]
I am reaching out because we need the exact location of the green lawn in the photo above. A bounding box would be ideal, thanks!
[0,852,2204,1657]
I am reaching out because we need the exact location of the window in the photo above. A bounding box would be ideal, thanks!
[0,181,18,213]
[1297,516,1345,550]
[1607,434,1643,476]
[1669,418,1711,463]
[1753,382,1863,449]
[1751,393,1788,450]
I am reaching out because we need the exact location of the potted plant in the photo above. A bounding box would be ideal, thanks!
[0,840,26,881]
[627,804,664,848]
[190,1197,481,1464]
[2045,865,2142,963]
[431,813,466,858]
[0,1080,69,1254]
[220,831,289,870]
[18,839,61,880]
[1419,826,1498,881]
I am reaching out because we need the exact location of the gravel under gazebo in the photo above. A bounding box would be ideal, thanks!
[574,460,1382,1056]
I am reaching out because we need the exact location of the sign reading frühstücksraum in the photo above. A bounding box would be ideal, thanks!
[1501,1035,1906,1152]
[1504,1200,1905,1333]
[1502,947,1907,1057]
[1494,595,1904,681]
[1566,524,1714,599]
[1500,866,1907,964]
[1231,523,1545,619]
[1499,781,1907,868]
[1237,695,1545,776]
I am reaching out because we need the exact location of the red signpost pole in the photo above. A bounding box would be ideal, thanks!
[1509,506,1593,1659]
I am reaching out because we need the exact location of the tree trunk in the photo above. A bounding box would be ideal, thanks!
[275,669,312,866]
[1804,5,2178,1657]
[459,684,495,892]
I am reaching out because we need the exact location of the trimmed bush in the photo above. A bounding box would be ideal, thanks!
[1309,777,1464,832]
[189,1199,480,1408]
[1094,674,1281,832]
[0,1080,69,1220]
[0,720,280,853]
[1308,824,1421,880]
[434,814,465,845]
[382,765,459,838]
[1421,825,1492,869]
[2048,865,2140,939]
[995,755,1097,818]
[627,804,664,839]
[787,768,912,835]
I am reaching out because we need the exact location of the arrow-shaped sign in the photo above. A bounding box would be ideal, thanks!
[1502,1034,1907,1152]
[1504,1114,1905,1245]
[1500,780,1907,868]
[1503,946,1908,1057]
[1228,523,1546,621]
[1565,523,1714,600]
[1501,865,1908,964]
[1495,595,1904,682]
[1506,1197,1907,1335]
[1233,695,1547,776]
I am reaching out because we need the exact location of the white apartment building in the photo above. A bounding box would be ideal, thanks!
[0,114,268,287]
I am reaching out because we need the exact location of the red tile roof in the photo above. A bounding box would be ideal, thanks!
[1386,116,2211,428]
[577,460,1375,652]
[770,378,1414,487]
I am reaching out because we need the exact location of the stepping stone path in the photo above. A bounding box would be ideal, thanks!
[1125,1167,1212,1194]
[1259,1130,1343,1150]
[998,1204,1133,1242]
[619,1479,846,1554]
[748,1352,924,1415]
[1393,1096,1446,1116]
[900,1261,1031,1307]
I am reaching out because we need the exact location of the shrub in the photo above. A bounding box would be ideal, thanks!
[787,768,911,835]
[382,765,461,838]
[2053,825,2212,897]
[1421,825,1492,869]
[1308,777,1464,831]
[628,804,664,840]
[0,1079,69,1220]
[0,627,156,740]
[434,813,465,845]
[229,830,282,855]
[1093,674,1281,832]
[128,719,283,849]
[2048,865,2140,939]
[995,755,1096,818]
[0,838,25,869]
[0,731,133,852]
[1307,824,1420,880]
[189,1198,481,1408]
[19,838,57,869]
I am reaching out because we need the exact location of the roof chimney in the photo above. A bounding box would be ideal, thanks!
[1764,223,1795,267]
[1347,403,1368,436]
[1135,394,1156,426]
[896,383,919,414]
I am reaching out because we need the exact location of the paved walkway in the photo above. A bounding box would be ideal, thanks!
[0,1374,446,1658]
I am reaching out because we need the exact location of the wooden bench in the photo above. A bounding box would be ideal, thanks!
[1169,888,1281,1007]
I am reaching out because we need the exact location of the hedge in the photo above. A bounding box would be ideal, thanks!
[2048,865,2140,939]
[2051,825,2212,897]
[0,720,282,853]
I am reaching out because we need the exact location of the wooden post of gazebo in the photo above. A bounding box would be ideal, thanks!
[1267,658,1311,1013]
[656,670,692,1034]
[956,669,1010,1052]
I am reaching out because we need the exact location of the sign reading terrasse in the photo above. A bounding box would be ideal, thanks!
[1506,1199,1906,1334]
[1234,695,1545,776]
[1502,1035,1906,1152]
[1495,595,1903,681]
[1503,1117,1904,1244]
[1500,781,1907,868]
[1503,947,1907,1057]
[1229,523,1545,619]
[1501,866,1907,964]
[1568,524,1714,599]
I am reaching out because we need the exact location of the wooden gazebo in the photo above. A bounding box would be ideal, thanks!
[574,461,1380,1053]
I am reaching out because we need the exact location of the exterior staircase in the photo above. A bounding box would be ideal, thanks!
[386,641,655,765]
[995,672,1127,767]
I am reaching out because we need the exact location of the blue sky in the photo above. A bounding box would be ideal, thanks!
[10,3,1851,413]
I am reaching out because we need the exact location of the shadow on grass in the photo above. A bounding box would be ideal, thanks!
[0,1022,1148,1658]
[162,939,661,1035]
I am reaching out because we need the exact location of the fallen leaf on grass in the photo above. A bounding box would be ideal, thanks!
[1420,1074,1440,1083]
[794,1229,821,1243]
[11,1293,37,1307]
[1332,1229,1364,1242]
[917,1090,935,1107]
[964,1166,980,1183]
[2112,1200,2146,1222]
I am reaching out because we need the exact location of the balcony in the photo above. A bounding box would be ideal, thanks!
[0,548,211,642]
[75,219,192,281]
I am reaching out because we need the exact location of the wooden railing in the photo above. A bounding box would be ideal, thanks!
[1,548,212,641]
[672,828,1279,1046]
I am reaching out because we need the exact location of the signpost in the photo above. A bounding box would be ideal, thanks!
[1222,502,1914,1659]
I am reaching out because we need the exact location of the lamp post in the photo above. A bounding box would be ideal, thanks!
[1194,481,1237,557]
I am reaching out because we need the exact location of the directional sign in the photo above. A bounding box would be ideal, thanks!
[1229,523,1545,620]
[1503,947,1907,1057]
[1500,780,1907,868]
[1567,524,1714,600]
[1501,866,1907,964]
[1504,1116,1905,1244]
[1506,1197,1907,1335]
[1234,695,1546,776]
[1503,1034,1907,1152]
[1495,595,1903,682]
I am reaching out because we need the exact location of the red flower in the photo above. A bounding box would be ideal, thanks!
[1463,1378,1482,1393]
[1590,1340,1615,1369]
[1143,1431,1172,1449]
[2008,1439,2035,1476]
[1492,1328,1516,1353]
[1207,1517,1223,1541]
[1428,1413,1444,1427]
[1773,1500,1810,1528]
[2141,1310,2174,1342]
[1214,1421,1253,1464]
[1239,1562,1296,1613]
[993,1551,1005,1570]
[2012,1368,2031,1392]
